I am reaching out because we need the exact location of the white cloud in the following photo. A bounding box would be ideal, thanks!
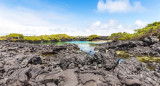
[88,19,148,36]
[92,21,101,27]
[97,0,145,13]
[135,20,148,28]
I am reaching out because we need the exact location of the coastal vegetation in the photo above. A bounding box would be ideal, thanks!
[0,34,73,42]
[108,32,133,41]
[0,33,101,42]
[108,21,160,41]
[87,35,99,41]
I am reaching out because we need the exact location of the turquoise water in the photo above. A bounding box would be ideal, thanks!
[43,41,124,63]
[43,41,107,54]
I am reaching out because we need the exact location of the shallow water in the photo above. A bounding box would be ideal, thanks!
[42,41,108,54]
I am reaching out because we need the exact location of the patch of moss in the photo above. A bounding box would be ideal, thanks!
[116,50,160,63]
[116,51,133,59]
[40,52,56,57]
[137,56,160,63]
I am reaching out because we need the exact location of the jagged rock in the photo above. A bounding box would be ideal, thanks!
[89,50,119,70]
[0,41,160,86]
[114,57,160,86]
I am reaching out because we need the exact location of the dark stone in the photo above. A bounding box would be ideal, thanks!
[90,50,119,70]
[28,55,42,65]
[143,36,159,46]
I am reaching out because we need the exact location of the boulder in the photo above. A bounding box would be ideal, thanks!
[89,50,119,70]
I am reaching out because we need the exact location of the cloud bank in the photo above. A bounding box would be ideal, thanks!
[97,0,146,13]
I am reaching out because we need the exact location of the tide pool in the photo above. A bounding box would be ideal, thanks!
[42,41,107,54]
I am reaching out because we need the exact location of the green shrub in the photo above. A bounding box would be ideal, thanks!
[6,33,24,41]
[108,32,133,41]
[49,35,60,41]
[0,33,74,42]
[87,35,99,41]
[0,36,7,40]
[55,34,70,39]
[69,36,75,39]
[40,35,51,41]
[24,36,41,42]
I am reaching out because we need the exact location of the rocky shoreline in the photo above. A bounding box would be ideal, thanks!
[0,36,160,86]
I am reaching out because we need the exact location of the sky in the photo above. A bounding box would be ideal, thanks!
[0,0,160,36]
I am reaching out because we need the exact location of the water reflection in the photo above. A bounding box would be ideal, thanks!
[42,41,107,54]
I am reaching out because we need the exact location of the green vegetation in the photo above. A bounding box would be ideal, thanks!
[5,33,24,41]
[24,36,41,42]
[0,33,101,42]
[87,35,99,41]
[108,21,160,41]
[108,32,133,41]
[0,36,7,40]
[0,33,72,42]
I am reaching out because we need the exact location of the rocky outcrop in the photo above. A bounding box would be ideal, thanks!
[0,40,160,86]
[95,36,160,57]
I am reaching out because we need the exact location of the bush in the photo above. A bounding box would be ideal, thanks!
[40,35,51,41]
[133,22,160,40]
[0,36,7,40]
[108,32,133,41]
[0,34,74,42]
[108,21,160,41]
[24,36,41,42]
[50,34,60,41]
[55,34,70,39]
[87,35,99,41]
[6,33,24,41]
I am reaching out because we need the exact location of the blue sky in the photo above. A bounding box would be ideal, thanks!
[0,0,160,36]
